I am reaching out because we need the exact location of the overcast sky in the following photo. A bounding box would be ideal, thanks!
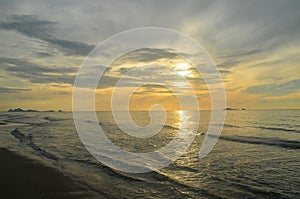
[0,0,299,110]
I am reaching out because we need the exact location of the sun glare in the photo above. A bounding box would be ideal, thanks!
[175,62,191,76]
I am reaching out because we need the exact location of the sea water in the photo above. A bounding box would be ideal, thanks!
[0,110,299,198]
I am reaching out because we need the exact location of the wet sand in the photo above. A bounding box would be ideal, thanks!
[0,148,100,199]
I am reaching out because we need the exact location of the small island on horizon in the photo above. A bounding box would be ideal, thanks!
[224,107,247,111]
[7,108,63,113]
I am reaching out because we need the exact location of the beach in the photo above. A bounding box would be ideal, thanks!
[0,148,100,199]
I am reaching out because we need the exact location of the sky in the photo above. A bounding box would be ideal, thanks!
[0,0,299,111]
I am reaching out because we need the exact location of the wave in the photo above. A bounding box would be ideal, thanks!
[4,115,47,125]
[209,134,300,149]
[168,162,199,173]
[223,124,240,128]
[10,128,58,160]
[152,170,221,198]
[255,126,300,133]
[68,155,218,198]
[210,175,286,198]
[164,124,179,130]
[70,157,146,182]
[67,158,220,198]
[213,123,241,128]
[43,116,68,122]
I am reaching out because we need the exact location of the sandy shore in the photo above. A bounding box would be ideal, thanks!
[0,148,100,199]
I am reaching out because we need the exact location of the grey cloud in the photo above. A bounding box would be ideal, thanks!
[45,38,94,56]
[56,90,71,95]
[217,60,240,69]
[0,15,94,56]
[113,48,181,67]
[251,59,285,68]
[26,74,74,84]
[0,87,31,93]
[74,65,118,88]
[98,75,126,88]
[219,49,263,59]
[0,57,75,84]
[75,72,138,89]
[219,69,231,75]
[142,84,168,89]
[133,90,174,95]
[246,79,300,96]
[0,57,75,73]
[119,67,131,75]
[0,15,54,39]
[35,52,55,58]
[206,1,300,50]
[132,84,180,95]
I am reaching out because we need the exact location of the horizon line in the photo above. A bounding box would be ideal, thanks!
[1,108,300,112]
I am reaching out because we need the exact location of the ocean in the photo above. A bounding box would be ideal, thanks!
[0,110,299,198]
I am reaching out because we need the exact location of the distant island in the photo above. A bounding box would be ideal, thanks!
[224,108,247,110]
[8,108,63,112]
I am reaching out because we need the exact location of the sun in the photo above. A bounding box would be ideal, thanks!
[175,62,190,76]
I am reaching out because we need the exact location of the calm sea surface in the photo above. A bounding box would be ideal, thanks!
[0,110,299,198]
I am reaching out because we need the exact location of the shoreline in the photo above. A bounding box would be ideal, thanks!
[0,148,100,199]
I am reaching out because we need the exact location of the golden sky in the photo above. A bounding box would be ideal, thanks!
[0,1,299,111]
